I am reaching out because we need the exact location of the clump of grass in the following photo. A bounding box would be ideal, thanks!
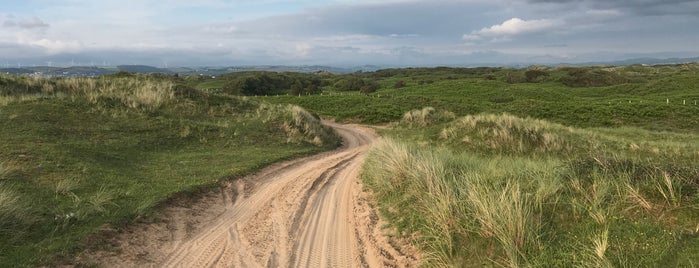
[464,178,539,267]
[256,103,339,146]
[655,171,682,208]
[0,185,36,238]
[625,183,653,213]
[86,186,118,215]
[401,107,455,127]
[55,177,82,204]
[0,161,15,180]
[363,138,550,267]
[439,113,570,154]
[363,139,461,265]
[577,228,613,268]
[569,174,614,225]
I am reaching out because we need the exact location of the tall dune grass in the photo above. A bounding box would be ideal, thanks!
[0,184,37,240]
[364,112,699,267]
[255,103,339,146]
[363,138,558,267]
[0,74,175,111]
[439,113,571,154]
[401,107,455,127]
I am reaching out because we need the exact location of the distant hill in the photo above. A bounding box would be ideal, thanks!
[4,56,697,78]
[117,65,173,74]
[558,57,699,67]
[0,66,115,77]
[0,68,35,75]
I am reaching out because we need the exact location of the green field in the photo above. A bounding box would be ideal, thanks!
[0,73,339,266]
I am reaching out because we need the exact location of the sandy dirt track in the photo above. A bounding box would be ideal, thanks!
[79,123,418,267]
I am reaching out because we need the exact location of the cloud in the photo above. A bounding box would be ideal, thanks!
[524,0,699,16]
[1,0,698,66]
[463,18,559,43]
[2,16,49,29]
[13,35,82,55]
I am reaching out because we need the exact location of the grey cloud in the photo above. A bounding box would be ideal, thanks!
[525,0,699,16]
[235,1,496,39]
[2,16,50,29]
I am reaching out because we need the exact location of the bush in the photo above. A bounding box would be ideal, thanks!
[560,68,630,87]
[524,69,548,83]
[400,107,455,127]
[393,80,407,89]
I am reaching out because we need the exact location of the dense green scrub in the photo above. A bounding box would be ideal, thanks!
[0,73,340,266]
[262,64,699,132]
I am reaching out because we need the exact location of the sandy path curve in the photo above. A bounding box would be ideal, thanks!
[81,122,417,267]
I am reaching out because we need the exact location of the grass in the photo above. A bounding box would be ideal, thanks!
[0,73,340,266]
[254,64,699,267]
[261,63,699,132]
[361,110,699,267]
[3,63,699,266]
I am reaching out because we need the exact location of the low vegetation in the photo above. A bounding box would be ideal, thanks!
[3,62,699,266]
[363,110,699,267]
[0,73,339,266]
[206,63,698,266]
[261,63,699,132]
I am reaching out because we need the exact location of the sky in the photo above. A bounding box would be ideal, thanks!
[1,0,698,67]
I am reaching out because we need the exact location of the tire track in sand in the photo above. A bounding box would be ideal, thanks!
[81,122,418,267]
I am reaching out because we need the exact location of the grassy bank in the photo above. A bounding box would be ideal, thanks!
[0,73,340,266]
[362,109,699,267]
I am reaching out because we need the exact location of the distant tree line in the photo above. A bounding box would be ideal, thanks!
[220,72,323,96]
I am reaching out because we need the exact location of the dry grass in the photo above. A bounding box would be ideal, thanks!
[256,103,338,146]
[363,138,548,267]
[625,183,653,212]
[0,74,175,111]
[439,113,570,154]
[0,185,36,236]
[578,228,613,268]
[401,107,455,127]
[655,171,681,208]
[464,178,538,268]
[64,77,175,111]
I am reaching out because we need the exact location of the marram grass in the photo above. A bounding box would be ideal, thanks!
[363,112,699,267]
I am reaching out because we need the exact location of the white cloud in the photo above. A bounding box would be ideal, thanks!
[463,17,560,43]
[16,37,82,54]
[480,18,555,35]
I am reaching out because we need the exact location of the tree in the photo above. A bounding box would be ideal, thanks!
[306,84,320,94]
[360,80,379,94]
[524,70,548,83]
[290,80,303,95]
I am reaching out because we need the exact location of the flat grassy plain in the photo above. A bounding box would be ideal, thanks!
[0,73,339,266]
[257,64,699,267]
